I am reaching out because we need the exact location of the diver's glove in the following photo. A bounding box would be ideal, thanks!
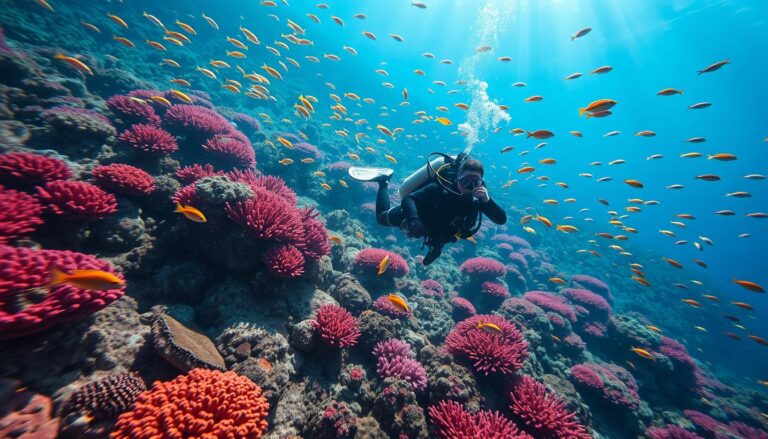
[403,218,427,238]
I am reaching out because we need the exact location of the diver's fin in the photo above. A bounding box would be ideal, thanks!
[348,167,394,182]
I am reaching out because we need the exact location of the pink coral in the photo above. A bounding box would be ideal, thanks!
[0,186,43,242]
[261,244,305,278]
[428,400,531,439]
[297,207,331,262]
[250,175,296,205]
[163,104,232,139]
[106,95,162,126]
[451,297,477,319]
[491,233,531,249]
[444,314,528,376]
[352,248,409,278]
[175,164,222,184]
[37,180,117,221]
[92,164,155,196]
[225,188,305,244]
[524,291,577,322]
[0,245,125,339]
[481,281,510,298]
[373,295,412,319]
[0,152,72,187]
[570,274,613,303]
[421,279,444,297]
[508,252,529,271]
[460,257,506,279]
[312,304,360,348]
[644,426,703,439]
[373,340,426,392]
[118,123,178,155]
[562,288,611,320]
[509,375,591,439]
[570,363,639,410]
[202,133,256,168]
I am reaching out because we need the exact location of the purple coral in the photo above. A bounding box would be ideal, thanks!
[570,274,613,303]
[373,339,427,392]
[524,291,577,322]
[459,257,506,280]
[562,288,611,320]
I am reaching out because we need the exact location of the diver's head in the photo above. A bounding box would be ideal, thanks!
[456,158,485,195]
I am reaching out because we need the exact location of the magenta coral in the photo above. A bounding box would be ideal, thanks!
[0,152,72,187]
[175,164,221,184]
[421,279,444,297]
[225,188,305,244]
[250,175,297,205]
[683,410,726,437]
[372,295,412,319]
[312,304,360,348]
[570,274,613,303]
[509,375,591,439]
[373,339,426,392]
[0,245,125,339]
[297,208,331,261]
[459,257,506,279]
[106,95,162,126]
[0,186,43,242]
[118,123,178,155]
[562,288,611,320]
[163,104,232,139]
[37,180,117,221]
[92,164,155,196]
[352,248,409,277]
[481,281,510,298]
[727,422,768,439]
[261,244,305,278]
[570,363,639,410]
[428,400,530,439]
[659,336,696,368]
[451,297,477,320]
[524,291,577,322]
[508,252,529,271]
[202,133,256,168]
[444,314,528,376]
[491,233,531,249]
[644,425,703,439]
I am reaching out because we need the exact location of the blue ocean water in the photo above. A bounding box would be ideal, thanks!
[1,0,767,436]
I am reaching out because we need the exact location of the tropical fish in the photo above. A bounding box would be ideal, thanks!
[630,347,655,361]
[733,279,764,293]
[579,99,616,116]
[175,203,206,223]
[527,130,554,139]
[49,268,124,290]
[387,294,409,312]
[54,54,93,75]
[377,255,391,275]
[476,321,502,333]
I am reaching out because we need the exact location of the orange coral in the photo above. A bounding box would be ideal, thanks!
[111,368,269,439]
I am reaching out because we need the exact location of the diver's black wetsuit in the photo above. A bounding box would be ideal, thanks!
[376,181,507,244]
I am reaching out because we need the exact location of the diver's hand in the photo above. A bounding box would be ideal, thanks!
[405,219,427,238]
[473,186,490,203]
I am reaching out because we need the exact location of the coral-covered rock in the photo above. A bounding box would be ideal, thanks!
[450,297,477,321]
[372,294,413,319]
[42,106,116,144]
[175,163,221,184]
[0,152,72,187]
[163,104,232,140]
[106,95,162,126]
[352,248,409,278]
[37,180,117,221]
[459,257,506,280]
[509,375,591,439]
[562,288,611,320]
[202,133,256,168]
[0,185,43,242]
[118,123,178,155]
[524,291,577,322]
[569,363,640,410]
[310,400,358,439]
[297,207,331,262]
[357,310,402,351]
[261,243,305,278]
[481,280,510,298]
[225,187,304,244]
[444,314,528,376]
[0,380,59,438]
[92,163,155,196]
[328,274,372,315]
[372,377,429,438]
[312,304,360,348]
[60,371,146,421]
[428,400,530,439]
[112,369,269,438]
[151,313,226,372]
[570,274,613,303]
[420,279,444,297]
[0,245,125,339]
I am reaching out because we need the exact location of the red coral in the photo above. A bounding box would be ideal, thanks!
[509,375,591,439]
[428,400,531,439]
[175,163,222,184]
[524,291,577,322]
[202,133,256,168]
[352,248,409,278]
[106,95,162,126]
[0,245,125,339]
[112,369,269,438]
[163,104,232,139]
[312,304,360,348]
[562,288,611,320]
[459,257,506,279]
[451,297,477,319]
[37,180,117,221]
[0,152,72,187]
[297,207,330,262]
[0,186,43,242]
[118,123,178,155]
[373,295,413,319]
[261,244,305,278]
[481,281,510,298]
[225,187,305,244]
[444,314,528,376]
[251,175,296,205]
[92,164,155,196]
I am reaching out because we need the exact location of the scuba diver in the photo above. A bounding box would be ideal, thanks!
[349,151,507,265]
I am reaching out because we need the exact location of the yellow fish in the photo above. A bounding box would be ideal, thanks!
[475,321,502,334]
[436,117,452,126]
[339,179,349,188]
[49,268,124,290]
[175,203,206,223]
[630,347,656,361]
[321,183,332,191]
[54,54,93,75]
[277,137,293,149]
[387,294,409,313]
[301,158,315,164]
[385,155,397,164]
[377,255,391,275]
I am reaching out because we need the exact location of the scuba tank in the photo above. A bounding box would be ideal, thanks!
[399,150,471,198]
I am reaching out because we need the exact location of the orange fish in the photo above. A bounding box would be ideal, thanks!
[749,335,768,347]
[526,130,554,139]
[731,301,754,311]
[624,179,644,188]
[49,268,124,290]
[377,255,391,275]
[476,321,502,334]
[387,294,409,313]
[175,203,207,223]
[630,347,655,361]
[681,299,702,308]
[54,54,93,75]
[733,279,764,293]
